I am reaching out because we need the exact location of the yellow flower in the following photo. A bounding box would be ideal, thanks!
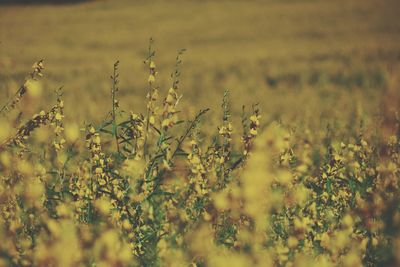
[288,236,298,248]
[55,112,63,121]
[249,128,258,136]
[162,119,170,128]
[149,116,155,125]
[94,135,101,144]
[148,74,155,83]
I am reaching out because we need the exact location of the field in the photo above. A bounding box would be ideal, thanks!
[0,0,400,266]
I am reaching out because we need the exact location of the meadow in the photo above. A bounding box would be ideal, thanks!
[0,0,400,266]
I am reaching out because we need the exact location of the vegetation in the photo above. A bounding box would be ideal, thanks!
[0,43,399,266]
[0,0,399,266]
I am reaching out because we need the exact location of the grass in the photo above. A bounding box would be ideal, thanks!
[1,0,399,122]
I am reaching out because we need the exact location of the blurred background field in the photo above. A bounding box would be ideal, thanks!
[0,0,399,129]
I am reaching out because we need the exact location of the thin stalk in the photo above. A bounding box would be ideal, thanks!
[172,108,209,159]
[143,38,156,159]
[111,61,120,153]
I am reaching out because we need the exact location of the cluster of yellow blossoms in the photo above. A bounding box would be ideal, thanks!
[0,54,399,267]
